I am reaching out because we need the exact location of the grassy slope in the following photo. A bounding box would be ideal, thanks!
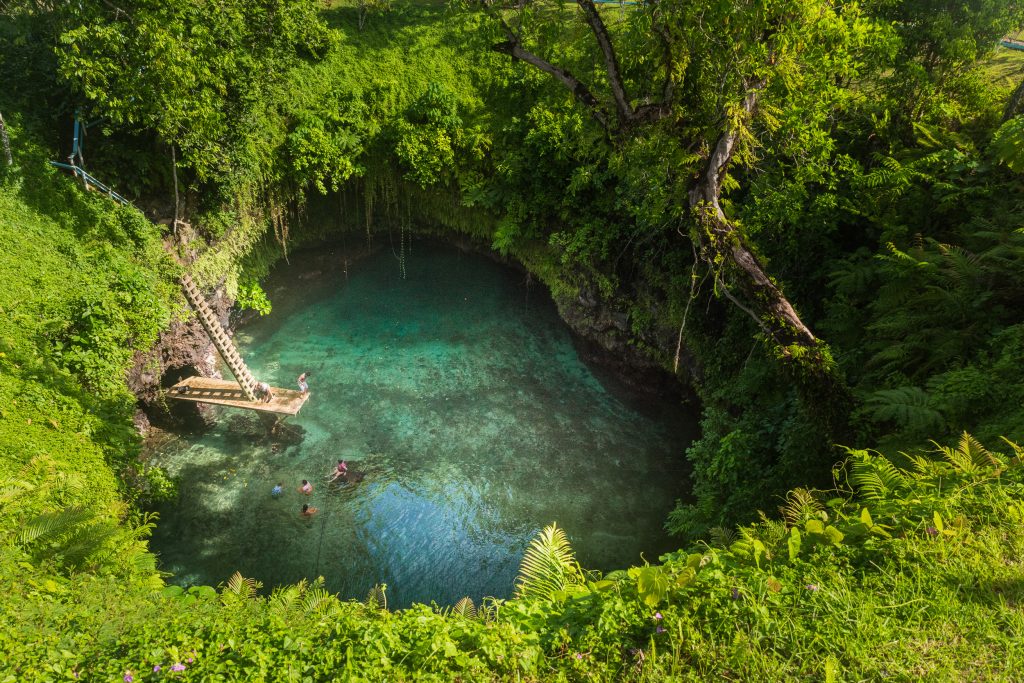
[0,119,178,566]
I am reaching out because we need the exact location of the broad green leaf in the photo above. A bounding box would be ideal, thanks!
[788,527,802,561]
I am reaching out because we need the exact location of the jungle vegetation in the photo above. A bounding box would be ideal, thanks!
[1,0,1024,679]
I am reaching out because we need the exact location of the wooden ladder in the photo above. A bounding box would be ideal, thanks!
[180,274,259,401]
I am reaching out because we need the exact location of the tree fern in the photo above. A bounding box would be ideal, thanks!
[514,523,585,600]
[864,386,944,434]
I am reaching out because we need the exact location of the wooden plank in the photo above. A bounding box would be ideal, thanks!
[168,376,310,416]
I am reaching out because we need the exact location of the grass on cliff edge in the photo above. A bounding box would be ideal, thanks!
[0,117,178,551]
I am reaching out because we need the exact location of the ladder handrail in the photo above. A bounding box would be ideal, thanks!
[180,274,259,401]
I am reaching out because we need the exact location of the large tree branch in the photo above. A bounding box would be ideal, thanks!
[484,1,610,131]
[492,39,610,130]
[483,0,671,134]
[576,0,672,130]
[688,80,818,355]
[575,0,631,123]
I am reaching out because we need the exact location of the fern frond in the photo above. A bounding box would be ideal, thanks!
[365,584,388,612]
[224,572,261,599]
[302,587,339,616]
[1000,437,1024,464]
[755,514,790,549]
[452,597,476,619]
[958,432,1001,468]
[707,526,737,548]
[780,488,824,526]
[20,508,95,546]
[904,452,951,479]
[270,580,307,612]
[864,386,944,433]
[514,523,584,600]
[850,453,911,500]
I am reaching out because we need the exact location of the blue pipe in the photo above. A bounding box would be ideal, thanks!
[1001,39,1024,52]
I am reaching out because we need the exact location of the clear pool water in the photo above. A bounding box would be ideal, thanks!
[148,243,695,608]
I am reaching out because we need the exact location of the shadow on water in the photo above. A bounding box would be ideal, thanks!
[149,242,697,608]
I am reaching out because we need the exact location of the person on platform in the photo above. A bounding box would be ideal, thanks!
[258,381,274,403]
[297,372,310,394]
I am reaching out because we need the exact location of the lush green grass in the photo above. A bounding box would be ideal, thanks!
[982,45,1024,87]
[0,118,179,573]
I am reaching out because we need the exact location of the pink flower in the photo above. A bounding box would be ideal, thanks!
[575,653,583,660]
[171,663,186,672]
[805,584,819,592]
[656,626,666,634]
[123,673,134,683]
[653,612,663,620]
[153,665,162,672]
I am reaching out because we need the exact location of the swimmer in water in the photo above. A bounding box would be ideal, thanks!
[299,479,313,495]
[327,459,348,483]
[301,503,318,517]
[271,483,283,497]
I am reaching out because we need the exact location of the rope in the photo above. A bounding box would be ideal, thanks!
[312,457,337,577]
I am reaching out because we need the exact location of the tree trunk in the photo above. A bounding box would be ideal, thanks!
[688,85,819,360]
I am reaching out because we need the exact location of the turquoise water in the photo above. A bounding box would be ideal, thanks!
[149,243,695,607]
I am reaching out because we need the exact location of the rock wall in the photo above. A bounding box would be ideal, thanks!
[127,284,233,432]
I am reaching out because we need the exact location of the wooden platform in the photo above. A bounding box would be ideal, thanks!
[168,377,310,416]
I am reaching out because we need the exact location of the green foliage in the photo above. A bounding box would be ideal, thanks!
[3,3,1024,680]
[57,0,330,181]
[234,279,272,317]
[514,522,587,600]
[991,115,1024,172]
[2,435,1022,680]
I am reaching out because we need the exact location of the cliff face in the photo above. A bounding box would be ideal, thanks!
[553,284,697,403]
[127,284,233,431]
